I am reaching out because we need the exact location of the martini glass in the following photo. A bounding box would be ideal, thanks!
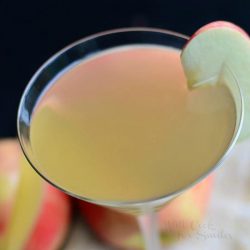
[17,28,243,250]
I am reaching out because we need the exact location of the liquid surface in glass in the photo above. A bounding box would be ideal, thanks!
[30,46,236,202]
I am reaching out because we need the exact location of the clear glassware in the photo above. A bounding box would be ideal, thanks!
[17,28,244,250]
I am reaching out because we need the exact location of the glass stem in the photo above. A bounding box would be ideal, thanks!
[138,209,162,250]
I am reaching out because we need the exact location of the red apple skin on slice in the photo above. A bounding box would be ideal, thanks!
[78,176,214,250]
[183,21,249,52]
[191,21,249,42]
[183,21,248,51]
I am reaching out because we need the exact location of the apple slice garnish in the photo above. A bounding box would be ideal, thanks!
[181,21,250,140]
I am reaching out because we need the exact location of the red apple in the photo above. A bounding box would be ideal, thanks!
[0,140,20,244]
[0,139,71,249]
[25,185,71,250]
[78,175,214,249]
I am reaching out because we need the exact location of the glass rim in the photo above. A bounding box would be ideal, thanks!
[17,27,244,209]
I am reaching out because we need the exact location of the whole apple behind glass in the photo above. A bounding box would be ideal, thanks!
[0,139,71,250]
